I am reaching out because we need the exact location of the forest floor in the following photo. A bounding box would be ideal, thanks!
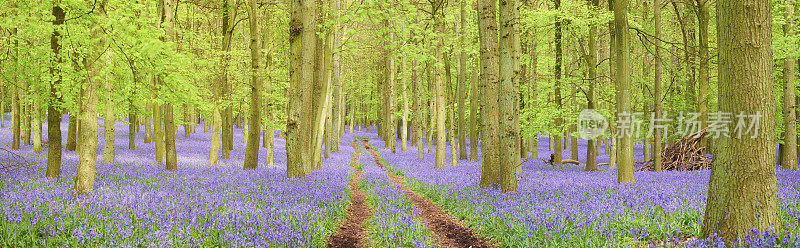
[360,140,495,248]
[0,116,799,247]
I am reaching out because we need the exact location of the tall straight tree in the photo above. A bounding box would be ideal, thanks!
[11,28,20,151]
[457,0,468,160]
[433,0,447,169]
[46,4,65,179]
[498,0,520,192]
[243,0,263,170]
[701,0,780,241]
[553,0,563,164]
[478,0,501,186]
[653,0,663,171]
[614,0,634,184]
[584,0,599,171]
[781,0,797,171]
[401,18,410,152]
[102,51,115,164]
[161,0,177,171]
[696,0,710,150]
[74,0,107,195]
[287,0,317,178]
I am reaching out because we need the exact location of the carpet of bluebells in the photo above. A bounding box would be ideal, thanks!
[358,164,435,248]
[0,115,354,247]
[1,114,799,247]
[366,129,800,247]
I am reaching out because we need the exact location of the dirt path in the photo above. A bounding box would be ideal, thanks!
[326,141,374,248]
[361,141,496,248]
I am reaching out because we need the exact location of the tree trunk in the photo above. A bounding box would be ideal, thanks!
[243,0,262,170]
[331,2,343,153]
[46,5,65,179]
[103,52,115,165]
[457,0,468,160]
[701,0,781,241]
[161,0,177,171]
[614,0,634,184]
[469,69,479,162]
[287,0,316,178]
[696,0,709,150]
[653,0,663,171]
[498,0,520,192]
[11,79,20,150]
[74,0,107,194]
[33,94,42,153]
[153,100,164,163]
[413,60,424,160]
[144,103,152,143]
[585,0,598,171]
[400,20,410,152]
[433,2,447,169]
[478,0,501,186]
[782,0,797,171]
[553,0,563,164]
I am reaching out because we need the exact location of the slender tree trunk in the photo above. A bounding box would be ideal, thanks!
[433,3,447,169]
[74,0,107,194]
[701,0,781,240]
[46,4,66,179]
[243,0,262,170]
[653,0,663,171]
[261,8,275,166]
[413,60,424,159]
[161,0,177,171]
[33,94,42,153]
[585,0,598,171]
[11,81,20,150]
[614,0,634,184]
[399,20,409,152]
[103,52,115,165]
[128,99,136,150]
[553,0,563,164]
[66,112,77,150]
[457,0,468,160]
[209,108,222,165]
[782,0,797,171]
[331,3,343,153]
[469,69,479,162]
[312,24,333,169]
[144,103,152,143]
[153,99,164,163]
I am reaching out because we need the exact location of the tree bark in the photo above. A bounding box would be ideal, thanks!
[400,19,409,152]
[614,0,634,184]
[243,0,263,170]
[478,0,501,186]
[457,0,468,160]
[469,69,479,162]
[653,0,663,171]
[287,0,317,178]
[103,51,115,165]
[553,0,563,164]
[499,0,520,192]
[74,0,107,194]
[782,0,797,171]
[47,5,65,179]
[161,0,177,171]
[701,0,781,241]
[585,0,599,171]
[433,1,447,169]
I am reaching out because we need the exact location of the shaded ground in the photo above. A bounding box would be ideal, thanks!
[326,141,374,248]
[361,140,496,248]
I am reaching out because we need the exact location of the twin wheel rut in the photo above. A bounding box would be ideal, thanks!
[326,140,494,248]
